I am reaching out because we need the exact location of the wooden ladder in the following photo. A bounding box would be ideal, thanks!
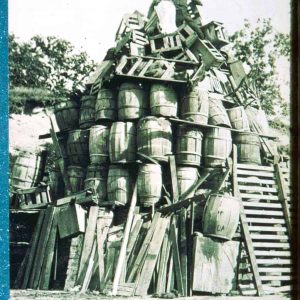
[232,147,292,295]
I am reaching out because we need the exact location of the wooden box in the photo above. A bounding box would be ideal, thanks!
[201,21,229,49]
[58,204,86,239]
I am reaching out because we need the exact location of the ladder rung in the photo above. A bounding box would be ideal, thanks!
[237,164,274,172]
[256,258,291,265]
[238,185,277,193]
[241,193,279,200]
[254,250,291,257]
[253,242,290,249]
[247,218,285,224]
[251,234,289,241]
[237,170,274,178]
[243,202,282,209]
[237,177,276,185]
[244,210,284,217]
[249,226,287,232]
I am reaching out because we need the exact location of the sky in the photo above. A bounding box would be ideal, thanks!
[9,0,290,62]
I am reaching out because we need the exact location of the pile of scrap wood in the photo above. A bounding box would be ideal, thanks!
[11,0,292,297]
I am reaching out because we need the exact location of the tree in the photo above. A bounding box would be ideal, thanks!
[9,34,96,112]
[229,18,290,116]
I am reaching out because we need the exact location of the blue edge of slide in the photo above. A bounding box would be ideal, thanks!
[0,0,9,299]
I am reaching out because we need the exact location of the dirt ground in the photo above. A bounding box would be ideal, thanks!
[10,290,290,300]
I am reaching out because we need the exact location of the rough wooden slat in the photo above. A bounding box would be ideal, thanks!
[249,226,287,232]
[30,207,56,289]
[257,258,291,265]
[20,210,45,289]
[237,164,274,172]
[237,169,275,178]
[243,202,281,209]
[170,217,184,296]
[240,193,279,200]
[39,208,59,289]
[179,209,188,296]
[237,177,276,185]
[77,206,99,284]
[253,242,290,249]
[135,217,169,296]
[260,275,291,281]
[254,250,291,257]
[258,267,291,273]
[238,185,277,193]
[126,219,143,260]
[127,213,161,282]
[247,218,285,224]
[251,234,289,241]
[244,210,283,217]
[169,156,179,203]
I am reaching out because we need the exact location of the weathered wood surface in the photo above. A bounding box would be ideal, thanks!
[192,234,239,294]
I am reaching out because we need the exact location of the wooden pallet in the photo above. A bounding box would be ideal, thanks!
[149,32,182,54]
[233,160,292,295]
[115,55,190,83]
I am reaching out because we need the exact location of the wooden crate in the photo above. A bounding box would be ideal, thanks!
[149,32,182,54]
[201,21,229,49]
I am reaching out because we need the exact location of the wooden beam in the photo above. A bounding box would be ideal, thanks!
[111,181,138,295]
[179,209,188,296]
[274,163,291,237]
[169,156,179,203]
[232,145,264,296]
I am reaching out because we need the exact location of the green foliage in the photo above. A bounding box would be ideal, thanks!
[9,34,96,110]
[229,19,290,116]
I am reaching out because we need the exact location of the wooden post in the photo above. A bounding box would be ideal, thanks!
[232,145,264,296]
[274,163,291,237]
[169,155,179,203]
[111,181,138,295]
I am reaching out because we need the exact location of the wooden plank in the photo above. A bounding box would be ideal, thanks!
[254,250,291,257]
[244,210,283,217]
[232,145,264,296]
[257,258,291,265]
[251,234,289,241]
[238,185,277,193]
[76,206,99,284]
[258,267,291,273]
[237,177,276,185]
[112,181,138,295]
[253,242,290,249]
[126,219,143,260]
[30,207,56,289]
[249,226,287,232]
[135,217,170,296]
[20,210,45,289]
[274,163,291,237]
[39,208,59,289]
[179,209,188,296]
[237,169,274,178]
[192,235,239,294]
[237,164,274,172]
[96,218,111,291]
[156,231,171,294]
[170,217,184,296]
[247,218,285,224]
[243,202,282,209]
[240,193,279,200]
[127,213,161,282]
[169,156,179,203]
[260,275,291,281]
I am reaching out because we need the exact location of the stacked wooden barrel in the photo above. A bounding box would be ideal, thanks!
[50,77,264,211]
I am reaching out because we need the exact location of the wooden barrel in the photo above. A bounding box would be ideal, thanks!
[208,98,231,127]
[137,164,162,207]
[89,125,110,165]
[109,122,136,163]
[177,167,198,199]
[137,117,172,162]
[175,125,203,166]
[54,100,79,131]
[181,86,209,124]
[67,166,85,194]
[203,128,232,167]
[227,106,250,131]
[107,165,132,206]
[118,82,147,120]
[79,95,96,129]
[234,132,261,165]
[86,164,108,179]
[67,130,90,167]
[95,88,117,121]
[84,166,108,203]
[11,152,43,190]
[150,84,177,117]
[202,193,240,240]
